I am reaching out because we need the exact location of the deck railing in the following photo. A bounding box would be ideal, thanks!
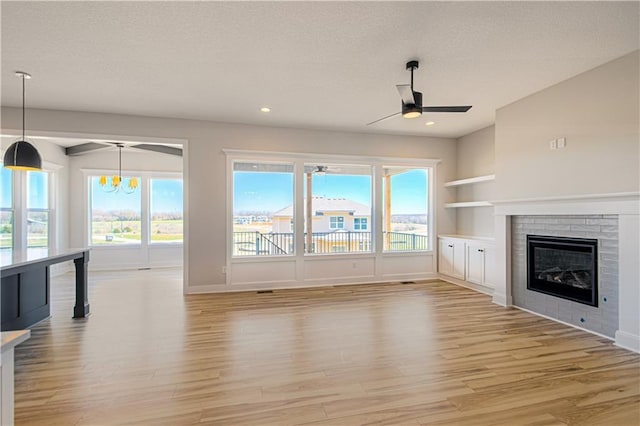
[233,231,428,256]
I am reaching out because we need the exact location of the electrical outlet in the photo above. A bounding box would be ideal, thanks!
[549,139,557,150]
[557,137,566,149]
[222,266,227,274]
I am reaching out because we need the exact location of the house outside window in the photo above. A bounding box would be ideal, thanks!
[330,216,345,229]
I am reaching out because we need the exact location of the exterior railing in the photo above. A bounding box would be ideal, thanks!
[233,231,429,256]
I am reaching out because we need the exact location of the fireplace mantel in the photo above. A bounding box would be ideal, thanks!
[491,192,639,353]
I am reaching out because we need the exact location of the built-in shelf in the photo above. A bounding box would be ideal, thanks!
[444,174,495,187]
[445,201,493,208]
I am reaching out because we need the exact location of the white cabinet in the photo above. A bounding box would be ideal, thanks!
[438,238,465,280]
[438,236,496,292]
[465,242,496,289]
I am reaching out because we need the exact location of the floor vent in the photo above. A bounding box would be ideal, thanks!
[138,267,151,270]
[401,281,415,284]
[257,290,274,294]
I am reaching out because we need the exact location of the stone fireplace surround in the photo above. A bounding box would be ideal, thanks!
[492,193,639,353]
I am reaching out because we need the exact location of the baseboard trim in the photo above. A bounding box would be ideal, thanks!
[614,330,640,353]
[438,274,494,297]
[186,276,440,295]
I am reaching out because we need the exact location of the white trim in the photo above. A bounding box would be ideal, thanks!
[222,148,442,167]
[438,274,494,297]
[614,331,640,353]
[444,174,495,187]
[492,191,639,205]
[445,201,492,208]
[1,128,187,147]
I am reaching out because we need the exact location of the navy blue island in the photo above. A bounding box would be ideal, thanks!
[1,248,90,331]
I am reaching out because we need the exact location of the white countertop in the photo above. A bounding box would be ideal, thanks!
[0,247,89,270]
[438,234,496,242]
[1,330,30,353]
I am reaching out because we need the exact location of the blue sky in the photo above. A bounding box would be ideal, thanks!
[234,169,428,215]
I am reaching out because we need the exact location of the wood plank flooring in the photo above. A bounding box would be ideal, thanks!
[12,269,640,425]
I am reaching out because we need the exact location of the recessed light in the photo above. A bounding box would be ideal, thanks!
[425,121,435,126]
[260,107,271,113]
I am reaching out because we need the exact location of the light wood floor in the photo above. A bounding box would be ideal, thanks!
[13,269,640,425]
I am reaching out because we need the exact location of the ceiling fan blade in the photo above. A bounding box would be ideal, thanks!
[396,85,415,105]
[422,105,472,113]
[366,111,401,126]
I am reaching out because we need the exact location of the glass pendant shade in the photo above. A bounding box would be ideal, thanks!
[3,140,42,171]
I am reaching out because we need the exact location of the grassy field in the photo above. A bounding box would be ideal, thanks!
[91,219,183,244]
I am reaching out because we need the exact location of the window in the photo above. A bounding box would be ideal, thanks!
[354,217,367,230]
[90,176,142,245]
[304,163,372,254]
[1,167,13,252]
[27,171,49,248]
[150,178,183,243]
[330,216,345,229]
[226,152,434,261]
[232,161,294,256]
[383,167,429,252]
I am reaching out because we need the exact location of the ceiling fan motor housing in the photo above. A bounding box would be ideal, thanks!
[402,91,423,118]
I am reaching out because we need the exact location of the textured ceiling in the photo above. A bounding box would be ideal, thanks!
[1,1,638,139]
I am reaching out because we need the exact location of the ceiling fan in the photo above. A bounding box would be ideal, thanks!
[367,60,472,125]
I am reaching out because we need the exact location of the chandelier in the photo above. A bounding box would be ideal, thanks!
[99,144,138,193]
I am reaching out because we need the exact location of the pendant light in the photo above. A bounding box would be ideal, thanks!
[3,71,42,171]
[99,144,138,194]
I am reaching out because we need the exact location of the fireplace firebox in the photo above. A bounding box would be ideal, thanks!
[527,235,598,307]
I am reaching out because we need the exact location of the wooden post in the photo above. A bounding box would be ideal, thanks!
[306,173,313,253]
[384,174,391,250]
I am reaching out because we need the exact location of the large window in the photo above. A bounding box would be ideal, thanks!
[90,176,142,245]
[232,161,294,256]
[383,167,429,251]
[27,171,49,248]
[150,178,183,243]
[228,154,433,258]
[304,163,372,254]
[1,167,13,251]
[1,165,55,257]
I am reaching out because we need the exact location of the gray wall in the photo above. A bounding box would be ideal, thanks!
[455,125,495,237]
[1,107,458,287]
[495,50,639,200]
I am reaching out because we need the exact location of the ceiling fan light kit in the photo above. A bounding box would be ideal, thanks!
[367,60,472,125]
[3,71,42,171]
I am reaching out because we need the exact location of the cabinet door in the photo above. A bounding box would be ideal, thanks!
[483,245,497,289]
[466,244,485,285]
[438,239,453,276]
[451,240,466,280]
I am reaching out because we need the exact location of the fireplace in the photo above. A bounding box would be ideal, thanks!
[527,235,598,307]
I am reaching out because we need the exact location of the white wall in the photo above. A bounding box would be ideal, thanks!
[454,125,495,237]
[1,107,458,289]
[495,50,639,200]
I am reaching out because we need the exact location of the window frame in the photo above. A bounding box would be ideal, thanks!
[354,217,368,230]
[225,150,438,264]
[329,216,345,229]
[84,170,183,249]
[0,164,57,252]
